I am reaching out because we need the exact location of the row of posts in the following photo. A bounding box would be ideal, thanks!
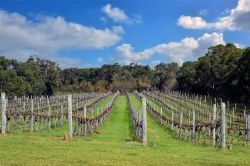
[1,93,249,148]
[1,92,68,134]
[67,94,111,138]
[174,103,226,148]
[0,93,73,138]
[0,92,105,139]
[142,97,147,145]
[165,101,250,148]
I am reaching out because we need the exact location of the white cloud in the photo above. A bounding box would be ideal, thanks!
[178,16,208,29]
[115,43,154,65]
[101,4,142,24]
[192,32,225,56]
[152,37,198,64]
[115,32,225,65]
[102,4,129,22]
[112,26,125,34]
[178,0,250,31]
[234,42,245,48]
[0,9,122,66]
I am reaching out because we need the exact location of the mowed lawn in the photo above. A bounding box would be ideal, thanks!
[0,95,250,166]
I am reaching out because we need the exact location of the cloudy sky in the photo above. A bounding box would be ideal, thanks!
[0,0,249,68]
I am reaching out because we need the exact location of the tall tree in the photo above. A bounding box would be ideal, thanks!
[154,63,179,90]
[236,47,250,103]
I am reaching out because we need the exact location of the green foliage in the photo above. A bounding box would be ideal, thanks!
[195,44,243,96]
[0,56,59,97]
[0,69,31,96]
[1,56,179,96]
[237,48,250,103]
[177,43,248,103]
[24,70,46,96]
[177,61,197,92]
[36,58,60,95]
[1,43,249,103]
[60,63,156,93]
[154,63,179,90]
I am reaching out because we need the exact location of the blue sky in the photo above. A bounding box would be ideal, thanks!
[0,0,249,68]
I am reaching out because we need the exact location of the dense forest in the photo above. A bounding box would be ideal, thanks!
[0,43,249,103]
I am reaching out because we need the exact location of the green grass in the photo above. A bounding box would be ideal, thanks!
[86,95,113,118]
[147,97,170,118]
[0,95,250,166]
[129,94,141,111]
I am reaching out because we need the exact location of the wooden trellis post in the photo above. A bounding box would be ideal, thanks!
[171,111,174,130]
[37,99,40,117]
[142,97,147,145]
[212,103,216,146]
[188,110,191,124]
[247,115,250,142]
[179,111,183,139]
[160,107,162,123]
[244,108,246,121]
[84,105,87,135]
[47,98,51,130]
[232,107,235,126]
[84,105,87,118]
[60,105,63,125]
[192,110,196,142]
[30,98,34,132]
[68,95,73,139]
[1,93,6,134]
[22,102,25,125]
[221,102,226,149]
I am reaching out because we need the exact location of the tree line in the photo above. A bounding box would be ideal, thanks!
[0,43,249,103]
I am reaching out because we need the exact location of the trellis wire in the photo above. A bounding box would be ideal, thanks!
[144,91,250,148]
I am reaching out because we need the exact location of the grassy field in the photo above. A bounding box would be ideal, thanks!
[0,95,250,166]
